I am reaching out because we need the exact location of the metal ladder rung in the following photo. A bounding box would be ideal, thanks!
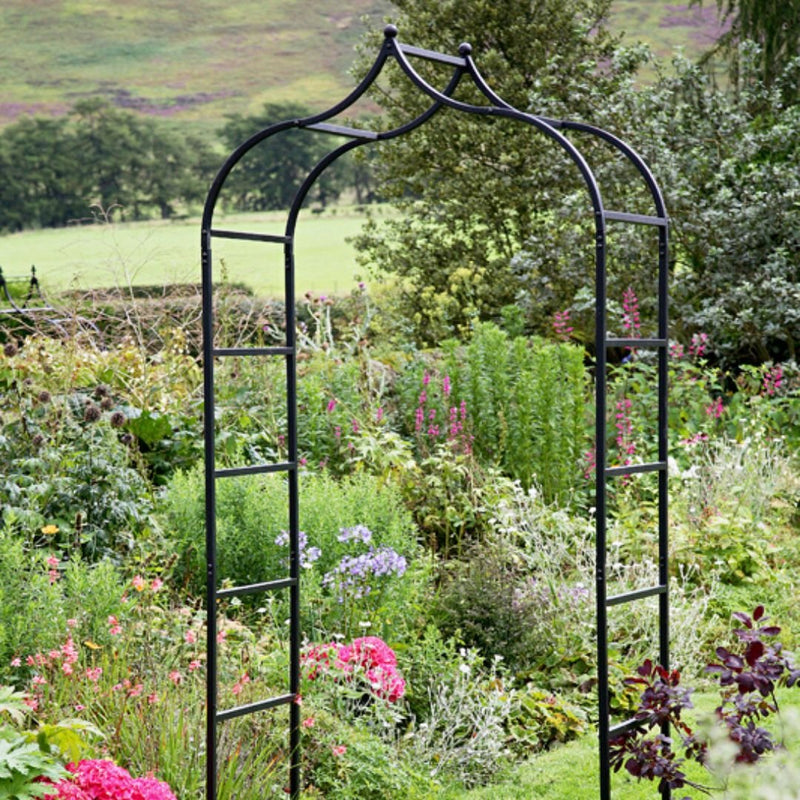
[210,228,290,244]
[606,585,666,607]
[303,122,378,140]
[217,692,295,723]
[398,43,467,67]
[605,338,667,349]
[213,347,293,357]
[603,210,668,227]
[217,577,296,600]
[608,716,647,738]
[605,461,666,478]
[214,462,295,479]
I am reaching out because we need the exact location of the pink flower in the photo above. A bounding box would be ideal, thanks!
[302,717,315,728]
[705,396,724,419]
[331,745,347,757]
[108,616,122,636]
[64,759,177,800]
[375,407,384,423]
[622,287,641,336]
[168,670,182,686]
[553,309,574,341]
[231,672,250,696]
[188,660,202,672]
[132,575,146,592]
[150,578,163,592]
[184,629,197,644]
[762,364,784,397]
[47,555,59,568]
[85,667,102,683]
[442,374,451,398]
[66,618,78,629]
[128,683,144,698]
[42,781,91,800]
[10,657,21,668]
[326,399,336,413]
[147,692,159,705]
[689,332,709,359]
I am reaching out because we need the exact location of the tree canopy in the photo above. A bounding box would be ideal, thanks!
[352,0,626,344]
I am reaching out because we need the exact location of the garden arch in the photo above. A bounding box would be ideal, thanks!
[201,25,670,800]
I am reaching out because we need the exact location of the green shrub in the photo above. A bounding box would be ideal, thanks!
[0,523,128,684]
[398,323,588,505]
[164,469,426,639]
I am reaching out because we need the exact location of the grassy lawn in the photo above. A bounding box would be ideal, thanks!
[449,688,800,800]
[0,206,383,298]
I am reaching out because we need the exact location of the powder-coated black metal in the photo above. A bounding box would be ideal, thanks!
[201,24,669,799]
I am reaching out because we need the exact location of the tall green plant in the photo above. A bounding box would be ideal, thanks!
[442,323,587,504]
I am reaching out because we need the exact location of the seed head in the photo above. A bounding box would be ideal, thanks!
[83,403,102,423]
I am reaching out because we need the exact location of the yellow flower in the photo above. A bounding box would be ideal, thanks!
[40,524,59,535]
[83,640,102,650]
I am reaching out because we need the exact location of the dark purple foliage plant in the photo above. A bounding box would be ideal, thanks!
[609,606,800,798]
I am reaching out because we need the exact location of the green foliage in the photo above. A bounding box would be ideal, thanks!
[506,686,587,755]
[0,527,128,684]
[400,323,587,504]
[0,734,68,800]
[0,363,155,559]
[432,539,545,674]
[353,0,627,343]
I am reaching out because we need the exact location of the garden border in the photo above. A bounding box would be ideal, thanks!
[200,25,670,799]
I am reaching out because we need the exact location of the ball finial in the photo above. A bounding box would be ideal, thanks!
[458,42,472,57]
[384,24,398,39]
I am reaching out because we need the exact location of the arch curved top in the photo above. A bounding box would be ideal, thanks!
[200,24,667,239]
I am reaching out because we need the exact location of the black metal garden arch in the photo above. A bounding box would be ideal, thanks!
[201,25,670,800]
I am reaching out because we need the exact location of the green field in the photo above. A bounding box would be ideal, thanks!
[0,207,382,298]
[0,1,723,131]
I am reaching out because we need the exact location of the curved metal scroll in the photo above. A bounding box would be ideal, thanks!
[201,24,669,800]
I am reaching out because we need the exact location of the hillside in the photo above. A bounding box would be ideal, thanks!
[0,1,724,130]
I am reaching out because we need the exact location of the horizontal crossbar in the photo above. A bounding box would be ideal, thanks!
[605,338,667,349]
[604,210,668,227]
[214,462,295,479]
[0,306,54,314]
[217,577,296,599]
[605,461,666,478]
[210,228,290,244]
[213,347,293,357]
[608,717,647,739]
[606,585,667,607]
[303,122,378,140]
[217,692,295,723]
[398,43,467,67]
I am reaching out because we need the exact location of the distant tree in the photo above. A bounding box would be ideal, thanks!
[70,99,214,220]
[0,116,89,230]
[691,0,800,100]
[0,100,215,231]
[218,102,346,212]
[351,0,627,344]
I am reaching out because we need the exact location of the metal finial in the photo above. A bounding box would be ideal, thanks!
[458,42,472,57]
[384,24,398,38]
